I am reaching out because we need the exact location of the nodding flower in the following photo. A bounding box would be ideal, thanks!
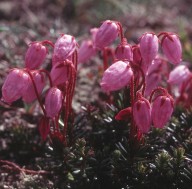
[52,34,77,65]
[139,33,159,67]
[78,40,96,64]
[2,69,30,103]
[151,95,174,129]
[45,87,63,118]
[100,60,133,92]
[160,32,182,65]
[168,65,191,86]
[25,42,48,70]
[133,93,151,133]
[94,20,119,50]
[22,71,45,103]
[115,39,133,61]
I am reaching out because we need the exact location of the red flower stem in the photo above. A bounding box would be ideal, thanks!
[130,76,137,140]
[54,116,59,132]
[0,159,50,175]
[132,64,146,95]
[103,47,109,71]
[63,83,70,146]
[62,52,78,145]
[25,70,46,116]
[41,40,54,48]
[149,87,168,103]
[117,22,124,43]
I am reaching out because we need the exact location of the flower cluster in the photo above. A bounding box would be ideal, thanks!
[1,19,189,144]
[78,20,184,137]
[2,35,78,145]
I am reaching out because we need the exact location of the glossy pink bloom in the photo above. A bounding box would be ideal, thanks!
[115,42,133,61]
[45,87,63,118]
[22,71,45,103]
[52,34,77,65]
[161,33,182,65]
[100,61,133,92]
[50,62,69,86]
[133,96,151,133]
[25,42,47,69]
[78,40,96,63]
[152,95,174,128]
[2,69,30,103]
[168,65,191,85]
[139,33,159,65]
[94,20,119,49]
[39,117,50,141]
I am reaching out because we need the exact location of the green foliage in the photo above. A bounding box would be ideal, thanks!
[1,98,192,188]
[33,104,192,189]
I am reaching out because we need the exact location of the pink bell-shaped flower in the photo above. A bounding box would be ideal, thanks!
[115,40,133,61]
[2,69,30,103]
[25,42,47,69]
[50,61,70,86]
[45,87,63,118]
[139,33,159,66]
[78,40,96,64]
[94,20,119,49]
[100,60,133,92]
[22,71,45,103]
[52,34,77,65]
[168,65,191,85]
[133,94,151,133]
[161,33,182,65]
[152,95,174,128]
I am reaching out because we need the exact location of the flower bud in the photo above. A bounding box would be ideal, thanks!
[22,71,45,103]
[133,96,151,133]
[25,42,47,69]
[100,61,133,92]
[45,87,63,118]
[115,107,132,121]
[168,65,191,85]
[115,41,133,61]
[139,33,159,65]
[152,95,174,128]
[52,34,77,65]
[94,20,119,49]
[78,40,96,63]
[2,69,30,103]
[161,33,182,65]
[39,117,50,141]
